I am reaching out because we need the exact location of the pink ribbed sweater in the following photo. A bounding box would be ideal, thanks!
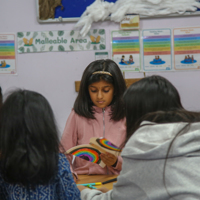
[61,106,126,175]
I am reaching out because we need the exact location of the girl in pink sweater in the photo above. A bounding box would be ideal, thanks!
[61,59,126,179]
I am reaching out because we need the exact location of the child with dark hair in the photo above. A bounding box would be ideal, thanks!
[61,59,126,179]
[0,90,81,200]
[77,75,200,200]
[123,75,183,142]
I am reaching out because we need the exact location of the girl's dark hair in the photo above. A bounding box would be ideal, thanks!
[123,75,183,143]
[0,89,60,186]
[74,59,126,121]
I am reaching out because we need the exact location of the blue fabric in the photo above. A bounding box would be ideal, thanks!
[0,153,81,200]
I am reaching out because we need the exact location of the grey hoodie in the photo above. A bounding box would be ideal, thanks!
[81,121,200,200]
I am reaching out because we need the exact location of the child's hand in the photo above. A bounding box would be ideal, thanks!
[97,187,109,193]
[100,152,117,167]
[77,185,88,191]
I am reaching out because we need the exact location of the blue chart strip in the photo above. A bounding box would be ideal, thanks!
[174,37,200,41]
[0,43,14,46]
[113,39,139,43]
[143,38,171,42]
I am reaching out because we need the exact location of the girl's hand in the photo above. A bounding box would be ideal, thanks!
[97,187,109,193]
[100,152,117,167]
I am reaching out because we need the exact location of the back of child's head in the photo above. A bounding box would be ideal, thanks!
[136,110,200,130]
[74,59,126,121]
[126,109,200,143]
[0,89,60,186]
[123,75,183,140]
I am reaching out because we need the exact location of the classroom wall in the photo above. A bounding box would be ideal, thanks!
[1,0,200,136]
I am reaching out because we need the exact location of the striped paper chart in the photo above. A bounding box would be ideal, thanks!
[142,29,172,72]
[173,27,200,70]
[0,33,16,74]
[111,30,140,72]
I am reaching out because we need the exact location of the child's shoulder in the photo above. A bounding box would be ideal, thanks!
[68,109,82,120]
[57,153,75,183]
[70,109,88,120]
[70,108,95,121]
[58,153,70,172]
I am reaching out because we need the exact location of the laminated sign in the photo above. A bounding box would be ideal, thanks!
[17,29,106,53]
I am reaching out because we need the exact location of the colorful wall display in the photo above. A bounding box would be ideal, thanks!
[111,30,140,72]
[0,33,16,74]
[15,26,200,72]
[142,29,172,72]
[17,29,106,53]
[37,0,118,22]
[173,27,200,70]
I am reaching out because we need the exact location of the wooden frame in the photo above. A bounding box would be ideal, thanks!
[36,0,200,23]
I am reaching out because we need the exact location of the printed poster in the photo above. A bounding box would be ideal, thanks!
[173,27,200,70]
[142,29,172,72]
[0,33,16,74]
[111,30,140,72]
[17,29,106,53]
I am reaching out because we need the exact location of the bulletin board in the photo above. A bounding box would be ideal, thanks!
[36,0,200,23]
[36,0,117,22]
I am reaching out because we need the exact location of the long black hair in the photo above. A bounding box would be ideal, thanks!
[0,89,60,186]
[123,75,183,142]
[74,59,126,121]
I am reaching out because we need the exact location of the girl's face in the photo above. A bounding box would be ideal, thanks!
[88,80,114,108]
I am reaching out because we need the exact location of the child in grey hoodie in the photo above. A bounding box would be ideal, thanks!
[78,76,200,200]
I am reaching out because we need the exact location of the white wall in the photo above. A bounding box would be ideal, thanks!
[1,0,200,136]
